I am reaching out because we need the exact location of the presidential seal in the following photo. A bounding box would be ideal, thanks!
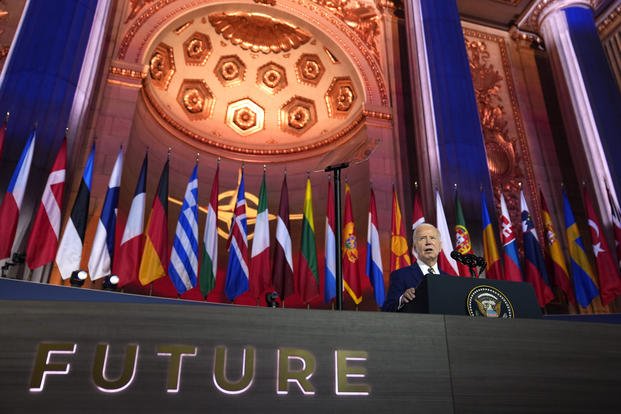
[466,285,514,318]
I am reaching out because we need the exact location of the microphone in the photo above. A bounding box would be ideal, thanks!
[450,250,487,276]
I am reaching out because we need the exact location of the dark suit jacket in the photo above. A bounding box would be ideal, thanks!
[381,264,450,312]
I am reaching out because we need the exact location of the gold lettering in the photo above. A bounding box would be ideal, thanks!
[213,346,255,394]
[335,350,370,395]
[92,343,139,393]
[156,344,197,393]
[277,348,316,395]
[29,342,77,392]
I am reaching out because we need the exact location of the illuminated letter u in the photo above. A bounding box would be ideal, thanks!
[213,346,255,394]
[92,343,139,393]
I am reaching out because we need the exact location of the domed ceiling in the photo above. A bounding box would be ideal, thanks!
[142,4,367,161]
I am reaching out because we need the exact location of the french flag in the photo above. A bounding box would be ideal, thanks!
[0,130,36,260]
[499,192,522,282]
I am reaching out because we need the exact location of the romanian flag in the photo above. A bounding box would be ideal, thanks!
[540,190,574,304]
[562,190,599,307]
[138,159,169,286]
[481,192,502,279]
[390,186,411,272]
[297,178,320,304]
[342,183,362,305]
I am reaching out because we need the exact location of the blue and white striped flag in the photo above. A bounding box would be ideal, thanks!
[89,148,124,280]
[168,164,199,294]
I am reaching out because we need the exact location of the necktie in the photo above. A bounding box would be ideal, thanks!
[427,267,435,276]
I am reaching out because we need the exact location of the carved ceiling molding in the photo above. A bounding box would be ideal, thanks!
[117,0,388,107]
[598,3,621,35]
[518,0,600,32]
[464,28,540,232]
[208,12,311,54]
[142,86,369,158]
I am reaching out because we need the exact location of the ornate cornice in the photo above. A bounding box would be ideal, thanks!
[517,0,599,33]
[597,2,621,36]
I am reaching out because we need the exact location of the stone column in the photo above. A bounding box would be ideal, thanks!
[521,0,621,218]
[404,0,494,240]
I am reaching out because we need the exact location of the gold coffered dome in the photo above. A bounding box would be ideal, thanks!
[142,3,366,161]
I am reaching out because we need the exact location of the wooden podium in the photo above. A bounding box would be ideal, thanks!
[399,274,542,318]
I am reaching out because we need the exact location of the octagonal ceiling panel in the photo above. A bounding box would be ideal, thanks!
[142,3,365,160]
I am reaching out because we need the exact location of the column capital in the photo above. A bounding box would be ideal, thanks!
[518,0,599,33]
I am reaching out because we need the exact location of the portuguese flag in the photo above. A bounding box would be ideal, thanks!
[455,192,474,277]
[297,178,320,304]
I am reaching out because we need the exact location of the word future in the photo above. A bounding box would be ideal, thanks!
[29,342,371,396]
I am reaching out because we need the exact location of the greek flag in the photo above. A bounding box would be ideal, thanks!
[168,164,199,294]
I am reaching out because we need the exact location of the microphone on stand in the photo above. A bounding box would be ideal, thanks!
[450,251,486,278]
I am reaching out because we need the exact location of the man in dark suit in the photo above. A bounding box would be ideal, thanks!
[382,223,450,312]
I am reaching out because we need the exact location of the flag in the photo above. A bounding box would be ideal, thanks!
[583,188,621,305]
[168,164,199,295]
[499,192,522,282]
[390,187,411,272]
[540,190,574,303]
[56,144,95,279]
[342,183,362,305]
[412,184,425,231]
[297,178,320,304]
[250,172,271,301]
[88,148,124,281]
[25,138,66,269]
[272,175,294,301]
[481,192,502,279]
[520,190,554,307]
[199,165,219,297]
[0,130,36,259]
[562,190,599,307]
[607,187,621,270]
[225,168,249,301]
[324,178,336,303]
[138,158,169,286]
[116,152,147,287]
[366,188,385,306]
[435,190,458,275]
[454,191,474,276]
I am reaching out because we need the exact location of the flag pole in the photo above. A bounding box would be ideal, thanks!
[324,162,349,310]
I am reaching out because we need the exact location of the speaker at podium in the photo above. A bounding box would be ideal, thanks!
[399,274,542,318]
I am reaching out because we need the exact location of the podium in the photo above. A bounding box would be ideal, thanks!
[400,275,542,318]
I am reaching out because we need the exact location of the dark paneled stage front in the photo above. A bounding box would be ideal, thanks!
[0,279,620,413]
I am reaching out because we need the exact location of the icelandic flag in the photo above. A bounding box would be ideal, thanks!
[0,130,36,259]
[88,148,124,280]
[225,168,249,301]
[324,178,336,303]
[168,164,199,295]
[499,192,522,282]
[520,190,554,307]
[366,188,385,307]
[56,144,95,279]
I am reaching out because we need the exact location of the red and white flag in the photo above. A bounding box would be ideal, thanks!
[272,175,294,301]
[435,189,458,275]
[25,138,66,270]
[115,152,147,287]
[250,172,271,302]
[583,188,621,305]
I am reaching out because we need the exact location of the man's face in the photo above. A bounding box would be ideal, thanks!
[413,225,441,266]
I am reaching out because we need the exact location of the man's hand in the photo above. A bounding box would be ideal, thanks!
[402,287,416,303]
